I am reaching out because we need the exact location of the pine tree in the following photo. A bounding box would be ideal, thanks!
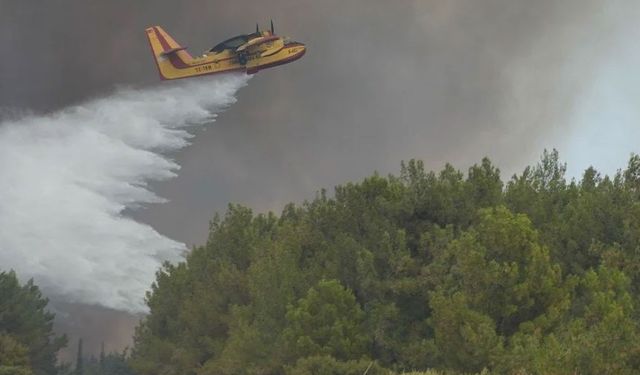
[130,154,640,374]
[75,338,83,375]
[99,342,105,373]
[0,271,67,375]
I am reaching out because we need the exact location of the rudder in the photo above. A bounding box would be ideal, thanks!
[145,26,194,80]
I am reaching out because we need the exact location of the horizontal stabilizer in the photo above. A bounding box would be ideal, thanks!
[160,47,187,56]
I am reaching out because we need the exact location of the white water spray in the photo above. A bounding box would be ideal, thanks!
[0,74,250,313]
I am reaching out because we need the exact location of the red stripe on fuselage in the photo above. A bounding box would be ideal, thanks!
[167,54,191,69]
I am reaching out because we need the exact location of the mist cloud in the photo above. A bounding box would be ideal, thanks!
[0,74,249,312]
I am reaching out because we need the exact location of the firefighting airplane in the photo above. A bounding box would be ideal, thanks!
[146,21,306,80]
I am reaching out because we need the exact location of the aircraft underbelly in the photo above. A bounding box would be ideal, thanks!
[158,58,243,80]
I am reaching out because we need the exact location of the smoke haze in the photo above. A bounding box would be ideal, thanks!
[2,0,640,355]
[0,74,249,312]
[135,0,639,246]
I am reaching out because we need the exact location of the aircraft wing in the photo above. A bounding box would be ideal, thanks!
[236,35,279,53]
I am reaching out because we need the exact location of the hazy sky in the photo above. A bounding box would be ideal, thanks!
[2,0,640,355]
[2,1,639,244]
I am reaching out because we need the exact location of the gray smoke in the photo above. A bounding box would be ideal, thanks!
[2,0,639,355]
[134,0,640,244]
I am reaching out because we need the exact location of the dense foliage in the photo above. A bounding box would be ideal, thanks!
[130,150,640,374]
[0,271,67,375]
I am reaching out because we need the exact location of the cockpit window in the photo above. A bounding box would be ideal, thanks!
[209,35,249,52]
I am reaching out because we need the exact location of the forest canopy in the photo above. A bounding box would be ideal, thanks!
[0,271,67,375]
[130,150,640,375]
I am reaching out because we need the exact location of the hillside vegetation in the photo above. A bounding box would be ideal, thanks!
[130,150,640,375]
[0,271,66,375]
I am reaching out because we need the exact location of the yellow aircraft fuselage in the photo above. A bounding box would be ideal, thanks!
[146,26,306,80]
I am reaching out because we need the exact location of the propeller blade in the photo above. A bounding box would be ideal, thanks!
[271,20,274,34]
[256,23,259,33]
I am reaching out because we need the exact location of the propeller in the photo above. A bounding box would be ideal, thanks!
[256,23,259,33]
[271,20,274,34]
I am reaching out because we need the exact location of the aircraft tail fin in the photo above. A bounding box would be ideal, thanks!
[145,26,194,80]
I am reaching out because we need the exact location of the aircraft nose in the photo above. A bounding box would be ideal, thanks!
[284,41,306,60]
[293,42,306,58]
